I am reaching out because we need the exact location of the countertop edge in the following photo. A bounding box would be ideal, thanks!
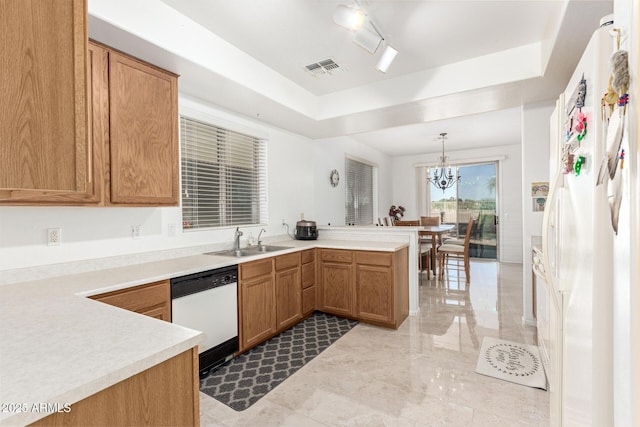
[0,332,203,426]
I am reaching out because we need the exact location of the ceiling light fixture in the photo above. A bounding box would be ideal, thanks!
[353,27,382,54]
[332,2,399,72]
[376,45,398,73]
[429,133,460,192]
[333,4,365,31]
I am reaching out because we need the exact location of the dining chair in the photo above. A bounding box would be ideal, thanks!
[420,215,443,246]
[438,217,475,282]
[394,220,430,282]
[420,216,440,226]
[394,220,419,226]
[442,218,475,246]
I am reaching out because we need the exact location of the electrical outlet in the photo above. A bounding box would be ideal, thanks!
[47,228,62,246]
[131,225,142,240]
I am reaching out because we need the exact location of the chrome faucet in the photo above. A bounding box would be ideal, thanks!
[257,228,266,248]
[234,227,243,250]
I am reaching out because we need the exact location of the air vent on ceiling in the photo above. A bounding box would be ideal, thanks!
[304,59,343,77]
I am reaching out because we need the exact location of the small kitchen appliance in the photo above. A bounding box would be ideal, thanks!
[294,219,318,240]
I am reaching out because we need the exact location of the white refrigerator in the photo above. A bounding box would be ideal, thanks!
[542,19,628,426]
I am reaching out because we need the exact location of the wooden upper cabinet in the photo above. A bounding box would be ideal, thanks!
[107,51,179,205]
[0,0,90,203]
[0,2,179,206]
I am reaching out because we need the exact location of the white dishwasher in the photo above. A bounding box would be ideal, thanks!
[170,265,238,375]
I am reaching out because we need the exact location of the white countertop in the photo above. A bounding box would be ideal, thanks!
[0,238,406,426]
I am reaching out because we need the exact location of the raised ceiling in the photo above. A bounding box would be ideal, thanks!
[87,0,613,155]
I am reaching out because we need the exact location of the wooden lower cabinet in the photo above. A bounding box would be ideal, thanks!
[29,347,199,426]
[319,249,354,317]
[239,247,408,351]
[275,252,302,331]
[355,263,393,324]
[239,259,276,352]
[301,249,316,316]
[302,286,316,315]
[89,280,171,321]
[319,248,409,329]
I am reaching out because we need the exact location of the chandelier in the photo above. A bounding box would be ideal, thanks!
[428,132,460,192]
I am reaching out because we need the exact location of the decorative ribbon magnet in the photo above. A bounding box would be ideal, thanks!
[574,155,586,176]
[573,111,587,142]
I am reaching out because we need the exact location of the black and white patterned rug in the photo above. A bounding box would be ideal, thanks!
[200,311,358,411]
[475,337,547,390]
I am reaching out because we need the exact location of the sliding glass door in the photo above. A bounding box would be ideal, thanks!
[429,162,498,259]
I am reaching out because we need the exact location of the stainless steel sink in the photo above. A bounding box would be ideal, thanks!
[248,245,292,253]
[207,245,292,257]
[208,249,252,257]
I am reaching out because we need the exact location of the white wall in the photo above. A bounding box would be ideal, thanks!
[520,101,554,325]
[312,136,393,227]
[0,95,395,277]
[0,96,317,272]
[391,144,524,263]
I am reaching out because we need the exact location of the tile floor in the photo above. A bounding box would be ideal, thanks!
[200,260,549,426]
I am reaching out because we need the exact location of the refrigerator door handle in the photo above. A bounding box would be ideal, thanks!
[542,93,565,293]
[542,166,563,292]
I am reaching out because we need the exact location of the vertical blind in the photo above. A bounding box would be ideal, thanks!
[180,116,268,229]
[345,158,377,225]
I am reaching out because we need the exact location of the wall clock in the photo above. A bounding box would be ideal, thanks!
[330,169,340,187]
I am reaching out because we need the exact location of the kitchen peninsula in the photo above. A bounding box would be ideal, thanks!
[0,238,407,426]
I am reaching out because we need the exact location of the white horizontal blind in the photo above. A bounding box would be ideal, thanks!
[345,158,376,225]
[180,116,267,229]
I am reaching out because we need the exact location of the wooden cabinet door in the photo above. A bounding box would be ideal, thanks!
[108,51,178,205]
[275,266,302,331]
[239,272,276,352]
[355,264,393,324]
[319,262,353,317]
[0,0,90,203]
[302,286,316,316]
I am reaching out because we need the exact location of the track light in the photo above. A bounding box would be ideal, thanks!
[333,4,365,31]
[376,45,398,73]
[333,2,399,72]
[353,27,382,54]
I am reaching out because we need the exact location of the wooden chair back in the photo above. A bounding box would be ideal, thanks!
[394,220,420,226]
[420,216,441,226]
[438,217,475,282]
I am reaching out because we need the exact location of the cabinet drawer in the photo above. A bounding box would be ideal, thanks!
[275,252,300,271]
[301,249,315,264]
[321,249,353,263]
[355,251,392,267]
[241,258,273,280]
[302,263,315,289]
[90,280,170,321]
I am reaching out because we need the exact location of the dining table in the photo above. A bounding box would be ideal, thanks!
[417,224,455,276]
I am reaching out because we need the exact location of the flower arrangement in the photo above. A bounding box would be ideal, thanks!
[388,205,405,221]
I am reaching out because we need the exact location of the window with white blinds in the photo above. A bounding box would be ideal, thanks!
[345,158,377,225]
[180,116,268,230]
